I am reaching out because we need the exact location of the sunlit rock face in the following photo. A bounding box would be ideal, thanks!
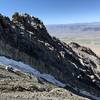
[0,12,100,98]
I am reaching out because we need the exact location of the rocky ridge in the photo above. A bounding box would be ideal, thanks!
[0,13,100,99]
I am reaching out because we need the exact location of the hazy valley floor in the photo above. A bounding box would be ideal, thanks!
[82,44,100,56]
[61,35,100,56]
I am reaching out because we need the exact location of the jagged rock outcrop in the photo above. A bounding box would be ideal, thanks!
[0,13,100,99]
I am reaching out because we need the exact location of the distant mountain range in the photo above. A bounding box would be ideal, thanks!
[46,22,100,38]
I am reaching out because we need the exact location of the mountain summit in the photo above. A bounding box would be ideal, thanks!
[0,13,100,100]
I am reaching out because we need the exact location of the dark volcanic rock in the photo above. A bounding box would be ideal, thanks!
[0,13,100,99]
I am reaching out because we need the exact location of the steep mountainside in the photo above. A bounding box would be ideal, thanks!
[0,13,100,99]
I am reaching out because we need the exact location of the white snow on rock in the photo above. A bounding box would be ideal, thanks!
[0,56,65,87]
[73,87,100,100]
[0,56,100,99]
[42,74,65,87]
[20,25,25,30]
[80,90,100,100]
[31,22,35,26]
[71,62,78,69]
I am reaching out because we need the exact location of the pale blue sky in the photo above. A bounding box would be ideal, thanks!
[0,0,100,24]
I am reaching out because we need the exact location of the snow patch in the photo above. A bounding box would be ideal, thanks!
[20,32,24,35]
[31,22,35,26]
[60,51,65,58]
[0,56,99,99]
[73,86,100,100]
[71,62,78,69]
[80,90,100,100]
[20,25,24,30]
[77,74,82,79]
[42,74,65,87]
[0,56,65,87]
[79,59,85,66]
